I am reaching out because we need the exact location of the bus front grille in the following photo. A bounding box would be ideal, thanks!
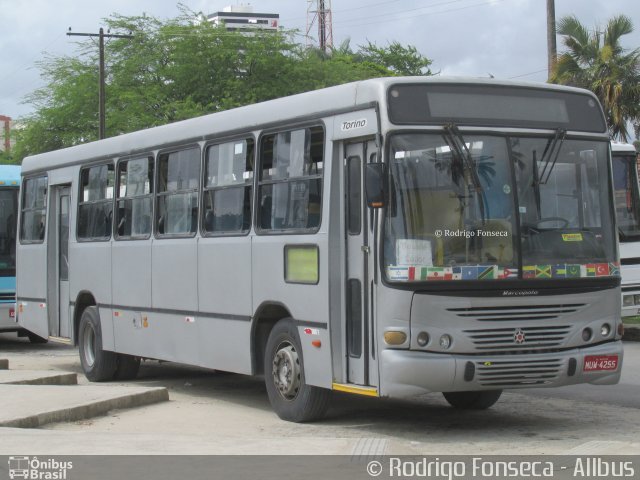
[447,303,586,322]
[463,325,572,353]
[475,358,563,387]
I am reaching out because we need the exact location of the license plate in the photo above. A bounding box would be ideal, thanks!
[583,355,619,372]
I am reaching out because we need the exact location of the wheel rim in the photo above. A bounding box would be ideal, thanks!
[82,323,96,368]
[272,341,301,400]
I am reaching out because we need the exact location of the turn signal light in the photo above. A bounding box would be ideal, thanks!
[384,331,407,345]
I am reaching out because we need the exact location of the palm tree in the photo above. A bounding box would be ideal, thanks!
[550,15,640,141]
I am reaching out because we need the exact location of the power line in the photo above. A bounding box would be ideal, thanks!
[508,68,548,79]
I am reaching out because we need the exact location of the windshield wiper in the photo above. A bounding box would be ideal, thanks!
[443,123,486,221]
[536,128,566,185]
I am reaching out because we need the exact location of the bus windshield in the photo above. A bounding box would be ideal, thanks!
[384,133,616,282]
[0,187,18,276]
[612,151,640,240]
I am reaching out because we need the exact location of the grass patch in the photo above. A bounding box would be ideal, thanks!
[623,316,640,324]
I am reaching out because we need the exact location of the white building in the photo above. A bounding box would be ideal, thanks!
[207,4,279,33]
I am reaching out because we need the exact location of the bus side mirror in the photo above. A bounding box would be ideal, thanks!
[365,163,387,209]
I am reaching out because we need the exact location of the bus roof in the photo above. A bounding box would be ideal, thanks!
[21,76,603,175]
[611,141,637,154]
[0,164,21,185]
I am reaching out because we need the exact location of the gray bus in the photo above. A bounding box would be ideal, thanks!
[16,77,623,422]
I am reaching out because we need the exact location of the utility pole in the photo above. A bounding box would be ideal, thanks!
[546,0,557,80]
[67,28,133,139]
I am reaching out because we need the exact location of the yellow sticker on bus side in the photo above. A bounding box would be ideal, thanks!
[285,245,319,284]
[562,233,583,242]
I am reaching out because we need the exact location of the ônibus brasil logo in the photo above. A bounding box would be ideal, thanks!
[8,456,73,480]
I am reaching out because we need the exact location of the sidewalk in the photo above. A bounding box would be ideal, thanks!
[0,360,169,428]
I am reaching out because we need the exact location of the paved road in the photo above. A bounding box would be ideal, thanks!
[1,332,639,455]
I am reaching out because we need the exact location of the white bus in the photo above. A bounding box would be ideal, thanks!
[611,141,640,317]
[17,77,623,422]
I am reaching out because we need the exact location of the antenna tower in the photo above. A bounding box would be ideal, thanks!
[306,0,333,53]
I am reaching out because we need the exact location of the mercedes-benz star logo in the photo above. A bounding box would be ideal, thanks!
[514,329,526,344]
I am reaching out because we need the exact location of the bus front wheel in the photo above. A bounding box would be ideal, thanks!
[442,390,502,410]
[264,319,331,422]
[78,306,117,382]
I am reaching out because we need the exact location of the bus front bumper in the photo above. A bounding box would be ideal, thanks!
[378,341,623,398]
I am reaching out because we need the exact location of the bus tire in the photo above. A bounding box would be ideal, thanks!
[264,319,331,422]
[78,306,117,382]
[442,390,502,410]
[114,354,141,380]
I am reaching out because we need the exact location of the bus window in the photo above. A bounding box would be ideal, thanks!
[116,157,154,239]
[203,139,253,235]
[258,126,324,232]
[78,164,114,240]
[20,176,47,243]
[156,147,200,237]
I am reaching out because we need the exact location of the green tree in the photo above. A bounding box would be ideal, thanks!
[550,14,640,141]
[358,40,433,76]
[13,10,433,162]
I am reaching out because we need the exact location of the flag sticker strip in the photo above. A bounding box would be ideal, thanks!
[387,262,620,281]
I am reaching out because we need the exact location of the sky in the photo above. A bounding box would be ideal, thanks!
[0,0,638,126]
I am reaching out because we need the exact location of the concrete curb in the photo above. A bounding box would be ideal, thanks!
[0,359,7,370]
[623,324,640,342]
[0,386,169,428]
[0,371,78,386]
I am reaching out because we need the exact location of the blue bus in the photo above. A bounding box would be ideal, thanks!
[0,164,45,343]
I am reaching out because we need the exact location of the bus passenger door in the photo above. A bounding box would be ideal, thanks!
[344,140,377,387]
[47,185,71,339]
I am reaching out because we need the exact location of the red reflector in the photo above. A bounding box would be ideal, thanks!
[584,355,619,372]
[9,308,15,318]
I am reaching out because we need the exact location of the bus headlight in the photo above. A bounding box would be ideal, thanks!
[439,334,452,350]
[416,331,430,347]
[635,295,640,305]
[623,295,634,307]
[600,324,611,337]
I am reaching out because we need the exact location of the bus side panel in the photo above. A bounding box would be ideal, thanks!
[151,238,199,364]
[111,240,152,353]
[70,241,113,349]
[197,236,252,374]
[198,319,252,373]
[16,243,49,339]
[251,233,333,389]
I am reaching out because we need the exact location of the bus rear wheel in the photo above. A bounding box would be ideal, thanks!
[442,390,502,410]
[264,319,331,422]
[78,306,117,382]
